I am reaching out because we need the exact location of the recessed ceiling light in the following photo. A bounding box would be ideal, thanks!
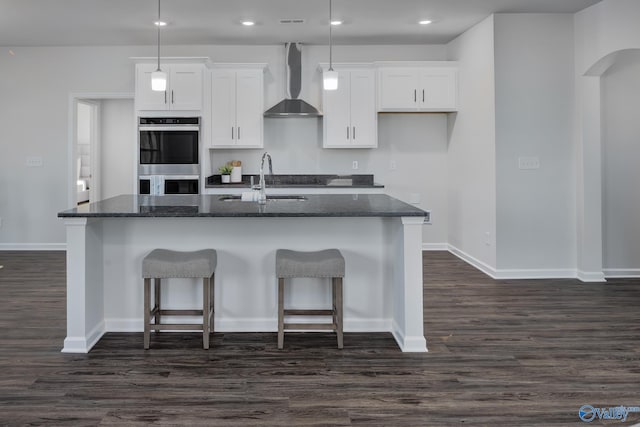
[241,21,255,26]
[419,20,432,25]
[330,20,342,26]
[154,20,167,26]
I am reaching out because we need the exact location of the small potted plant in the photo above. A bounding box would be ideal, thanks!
[218,164,233,183]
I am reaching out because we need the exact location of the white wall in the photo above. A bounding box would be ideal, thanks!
[446,16,497,270]
[0,44,446,247]
[601,54,640,272]
[494,14,576,272]
[574,0,640,279]
[100,99,135,200]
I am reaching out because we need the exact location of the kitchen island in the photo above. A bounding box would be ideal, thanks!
[58,194,428,353]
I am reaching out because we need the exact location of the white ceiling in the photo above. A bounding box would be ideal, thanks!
[0,0,601,47]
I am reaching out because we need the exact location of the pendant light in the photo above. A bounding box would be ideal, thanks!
[151,0,167,91]
[323,0,338,91]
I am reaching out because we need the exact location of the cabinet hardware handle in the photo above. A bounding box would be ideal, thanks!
[353,127,356,140]
[164,91,167,104]
[237,127,241,139]
[423,89,425,103]
[414,89,417,103]
[347,127,350,140]
[231,127,234,139]
[171,90,174,104]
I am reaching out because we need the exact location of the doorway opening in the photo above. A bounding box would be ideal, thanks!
[67,93,134,209]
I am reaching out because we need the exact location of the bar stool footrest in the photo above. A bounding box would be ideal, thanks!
[284,323,336,330]
[284,309,334,316]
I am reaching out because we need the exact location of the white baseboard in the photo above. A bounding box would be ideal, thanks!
[577,270,607,282]
[602,269,640,279]
[444,244,608,282]
[422,243,448,251]
[104,317,391,333]
[446,244,499,279]
[0,243,66,251]
[61,321,105,353]
[492,268,577,280]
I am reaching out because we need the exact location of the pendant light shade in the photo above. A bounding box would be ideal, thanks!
[151,0,166,92]
[323,70,338,90]
[151,70,167,91]
[323,0,338,91]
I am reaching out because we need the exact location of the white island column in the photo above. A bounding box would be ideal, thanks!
[62,218,105,353]
[390,217,428,352]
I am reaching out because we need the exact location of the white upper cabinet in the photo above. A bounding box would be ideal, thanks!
[322,66,377,148]
[135,63,204,111]
[210,66,265,149]
[377,63,458,112]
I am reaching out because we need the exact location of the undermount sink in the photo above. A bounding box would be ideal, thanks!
[219,195,307,202]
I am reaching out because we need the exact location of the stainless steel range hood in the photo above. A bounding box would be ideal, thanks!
[264,43,322,118]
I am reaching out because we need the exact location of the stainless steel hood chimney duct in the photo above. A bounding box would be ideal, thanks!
[264,43,322,117]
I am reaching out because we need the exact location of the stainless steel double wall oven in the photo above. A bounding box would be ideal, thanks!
[138,117,200,195]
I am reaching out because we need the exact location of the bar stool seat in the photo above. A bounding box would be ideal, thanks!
[276,249,345,349]
[142,249,217,350]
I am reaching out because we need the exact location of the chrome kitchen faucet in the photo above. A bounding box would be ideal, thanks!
[258,152,273,204]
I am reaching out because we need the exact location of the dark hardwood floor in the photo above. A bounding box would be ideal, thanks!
[1,250,639,426]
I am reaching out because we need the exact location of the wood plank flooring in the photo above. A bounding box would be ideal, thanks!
[1,250,639,425]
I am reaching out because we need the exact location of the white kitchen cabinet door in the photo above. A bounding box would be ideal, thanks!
[210,67,264,149]
[135,63,204,111]
[323,71,351,148]
[210,69,237,147]
[169,64,203,111]
[323,68,377,148]
[377,65,458,112]
[349,69,377,147]
[234,69,264,148]
[135,63,169,111]
[419,68,457,111]
[377,68,420,112]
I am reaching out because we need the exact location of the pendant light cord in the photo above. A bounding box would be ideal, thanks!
[156,0,161,72]
[329,0,333,71]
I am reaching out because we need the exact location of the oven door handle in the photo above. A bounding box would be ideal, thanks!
[139,126,200,132]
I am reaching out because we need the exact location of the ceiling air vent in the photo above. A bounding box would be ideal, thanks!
[279,19,306,24]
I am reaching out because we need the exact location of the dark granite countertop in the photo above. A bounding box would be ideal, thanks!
[206,174,384,188]
[58,194,426,218]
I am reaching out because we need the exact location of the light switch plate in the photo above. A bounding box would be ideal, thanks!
[518,156,540,170]
[26,156,43,167]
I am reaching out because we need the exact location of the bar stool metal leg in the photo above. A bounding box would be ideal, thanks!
[154,278,161,331]
[278,278,285,349]
[203,277,210,350]
[335,277,343,349]
[144,278,151,349]
[209,273,215,333]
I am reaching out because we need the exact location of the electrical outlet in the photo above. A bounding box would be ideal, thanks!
[390,160,397,171]
[26,156,43,167]
[352,160,359,170]
[518,156,540,170]
[485,231,491,246]
[423,211,431,224]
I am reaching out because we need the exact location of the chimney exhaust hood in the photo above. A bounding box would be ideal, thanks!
[264,43,322,118]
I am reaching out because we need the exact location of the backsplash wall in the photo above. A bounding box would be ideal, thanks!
[207,113,449,245]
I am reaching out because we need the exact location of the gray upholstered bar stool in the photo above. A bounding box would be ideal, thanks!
[276,249,345,349]
[142,249,217,350]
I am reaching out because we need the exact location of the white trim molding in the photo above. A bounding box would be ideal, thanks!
[422,243,448,251]
[0,243,66,251]
[603,269,640,279]
[447,244,499,279]
[577,270,607,283]
[443,245,606,283]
